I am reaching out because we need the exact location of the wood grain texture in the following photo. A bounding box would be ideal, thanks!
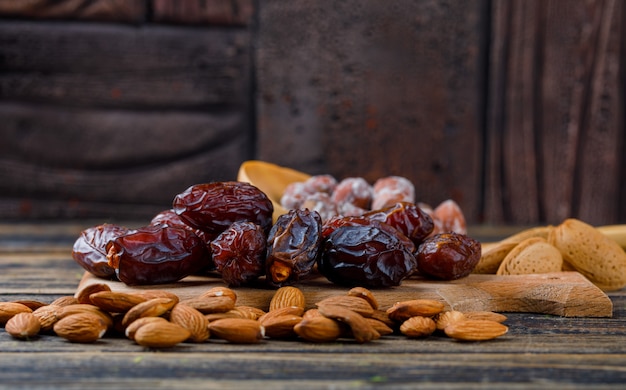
[0,0,145,23]
[1,222,626,387]
[0,21,253,220]
[152,0,254,26]
[485,0,625,225]
[256,0,488,223]
[0,21,251,109]
[77,271,613,317]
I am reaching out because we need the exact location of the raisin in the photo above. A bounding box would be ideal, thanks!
[72,224,131,279]
[416,232,481,280]
[106,225,208,285]
[364,202,434,247]
[172,181,274,237]
[319,224,417,288]
[210,221,267,287]
[266,209,323,286]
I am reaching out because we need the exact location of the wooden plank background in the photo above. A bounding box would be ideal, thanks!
[0,0,624,226]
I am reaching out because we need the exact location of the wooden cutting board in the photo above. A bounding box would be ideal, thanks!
[77,271,613,318]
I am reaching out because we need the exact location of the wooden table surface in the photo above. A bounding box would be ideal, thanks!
[1,222,625,389]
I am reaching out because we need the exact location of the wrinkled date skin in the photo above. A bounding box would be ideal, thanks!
[106,225,208,285]
[172,181,274,238]
[364,202,434,248]
[210,221,267,287]
[416,232,481,280]
[266,209,323,286]
[151,209,215,271]
[322,215,415,254]
[72,224,132,279]
[319,225,417,288]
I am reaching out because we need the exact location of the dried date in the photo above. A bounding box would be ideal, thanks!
[364,202,434,247]
[266,209,323,286]
[319,224,417,288]
[416,232,481,280]
[72,224,131,279]
[322,215,415,253]
[210,221,267,287]
[106,225,208,285]
[172,181,274,237]
[150,209,215,271]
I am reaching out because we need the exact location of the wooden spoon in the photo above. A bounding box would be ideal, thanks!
[237,160,311,221]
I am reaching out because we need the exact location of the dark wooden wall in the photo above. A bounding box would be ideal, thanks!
[1,0,624,226]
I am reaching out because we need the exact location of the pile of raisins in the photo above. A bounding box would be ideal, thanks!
[72,180,481,288]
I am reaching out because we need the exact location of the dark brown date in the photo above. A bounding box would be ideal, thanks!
[151,209,215,271]
[266,209,323,286]
[321,215,415,253]
[172,181,273,237]
[319,224,417,288]
[72,224,131,279]
[363,202,434,247]
[416,232,481,280]
[210,221,267,287]
[106,225,208,285]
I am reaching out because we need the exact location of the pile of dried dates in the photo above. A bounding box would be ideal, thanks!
[72,180,481,288]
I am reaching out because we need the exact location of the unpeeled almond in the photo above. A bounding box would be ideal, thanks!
[496,237,563,276]
[5,312,41,339]
[549,218,626,291]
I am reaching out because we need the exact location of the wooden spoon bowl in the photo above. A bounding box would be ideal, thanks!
[237,160,311,221]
